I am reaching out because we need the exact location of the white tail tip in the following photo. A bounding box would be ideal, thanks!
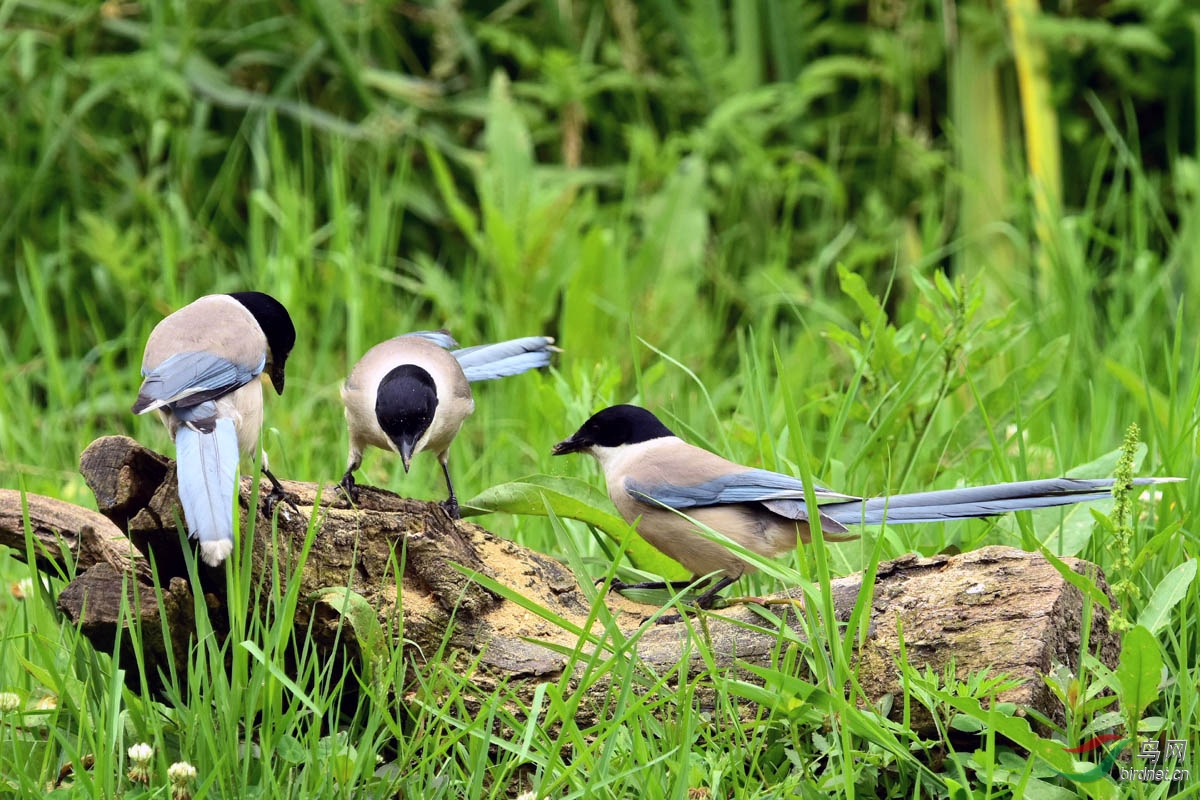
[199,540,235,567]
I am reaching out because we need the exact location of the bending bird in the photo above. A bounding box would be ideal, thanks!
[340,331,557,517]
[132,292,296,566]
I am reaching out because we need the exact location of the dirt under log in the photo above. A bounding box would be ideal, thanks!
[0,436,1122,736]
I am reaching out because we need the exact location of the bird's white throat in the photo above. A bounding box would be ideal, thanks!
[587,436,679,474]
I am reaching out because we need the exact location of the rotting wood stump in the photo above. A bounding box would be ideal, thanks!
[0,435,1122,736]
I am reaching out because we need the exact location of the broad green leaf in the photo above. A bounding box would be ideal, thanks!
[275,734,307,765]
[924,686,1115,798]
[1115,625,1162,720]
[837,263,887,329]
[1065,443,1146,480]
[950,715,985,733]
[734,663,937,780]
[1137,715,1167,733]
[1035,543,1112,610]
[1034,506,1095,558]
[1131,520,1186,574]
[463,475,686,580]
[316,733,359,785]
[943,778,967,800]
[1137,559,1197,635]
[463,474,616,523]
[17,654,88,704]
[1019,778,1090,800]
[1038,443,1148,555]
[310,587,386,681]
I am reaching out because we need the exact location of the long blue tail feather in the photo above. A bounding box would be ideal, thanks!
[820,477,1179,526]
[453,337,557,382]
[175,417,239,566]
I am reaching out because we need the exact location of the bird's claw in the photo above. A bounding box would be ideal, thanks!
[594,576,631,594]
[264,486,301,520]
[337,473,360,505]
[439,498,461,520]
[729,595,806,613]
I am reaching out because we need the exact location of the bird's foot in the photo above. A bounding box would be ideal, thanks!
[260,467,301,520]
[338,473,360,505]
[439,497,461,520]
[726,595,806,613]
[438,465,462,520]
[651,595,726,625]
[595,577,695,595]
[594,576,632,594]
[263,484,301,521]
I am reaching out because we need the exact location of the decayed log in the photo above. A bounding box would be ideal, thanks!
[0,489,148,580]
[2,436,1122,735]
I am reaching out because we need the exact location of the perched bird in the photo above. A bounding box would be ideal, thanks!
[132,292,296,566]
[339,331,556,517]
[553,404,1181,610]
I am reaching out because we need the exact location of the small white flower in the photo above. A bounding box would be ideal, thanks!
[167,761,197,784]
[128,743,153,762]
[0,692,20,713]
[515,792,538,800]
[168,761,198,798]
[127,743,154,785]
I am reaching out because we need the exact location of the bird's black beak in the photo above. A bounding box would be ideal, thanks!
[268,362,287,395]
[396,434,417,472]
[551,434,587,456]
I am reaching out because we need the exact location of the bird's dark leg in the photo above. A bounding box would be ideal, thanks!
[338,470,359,504]
[338,451,362,503]
[439,460,460,520]
[654,575,739,626]
[691,575,737,610]
[595,577,704,594]
[262,465,301,518]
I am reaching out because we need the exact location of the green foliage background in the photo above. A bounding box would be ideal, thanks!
[1,1,1197,797]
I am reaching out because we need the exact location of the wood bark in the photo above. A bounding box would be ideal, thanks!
[0,436,1122,736]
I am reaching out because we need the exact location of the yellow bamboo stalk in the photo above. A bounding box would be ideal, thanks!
[1005,0,1062,272]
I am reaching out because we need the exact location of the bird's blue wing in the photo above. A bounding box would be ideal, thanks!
[133,350,264,414]
[626,468,860,512]
[405,331,459,350]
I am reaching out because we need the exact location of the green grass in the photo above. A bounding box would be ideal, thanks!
[2,0,1198,797]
